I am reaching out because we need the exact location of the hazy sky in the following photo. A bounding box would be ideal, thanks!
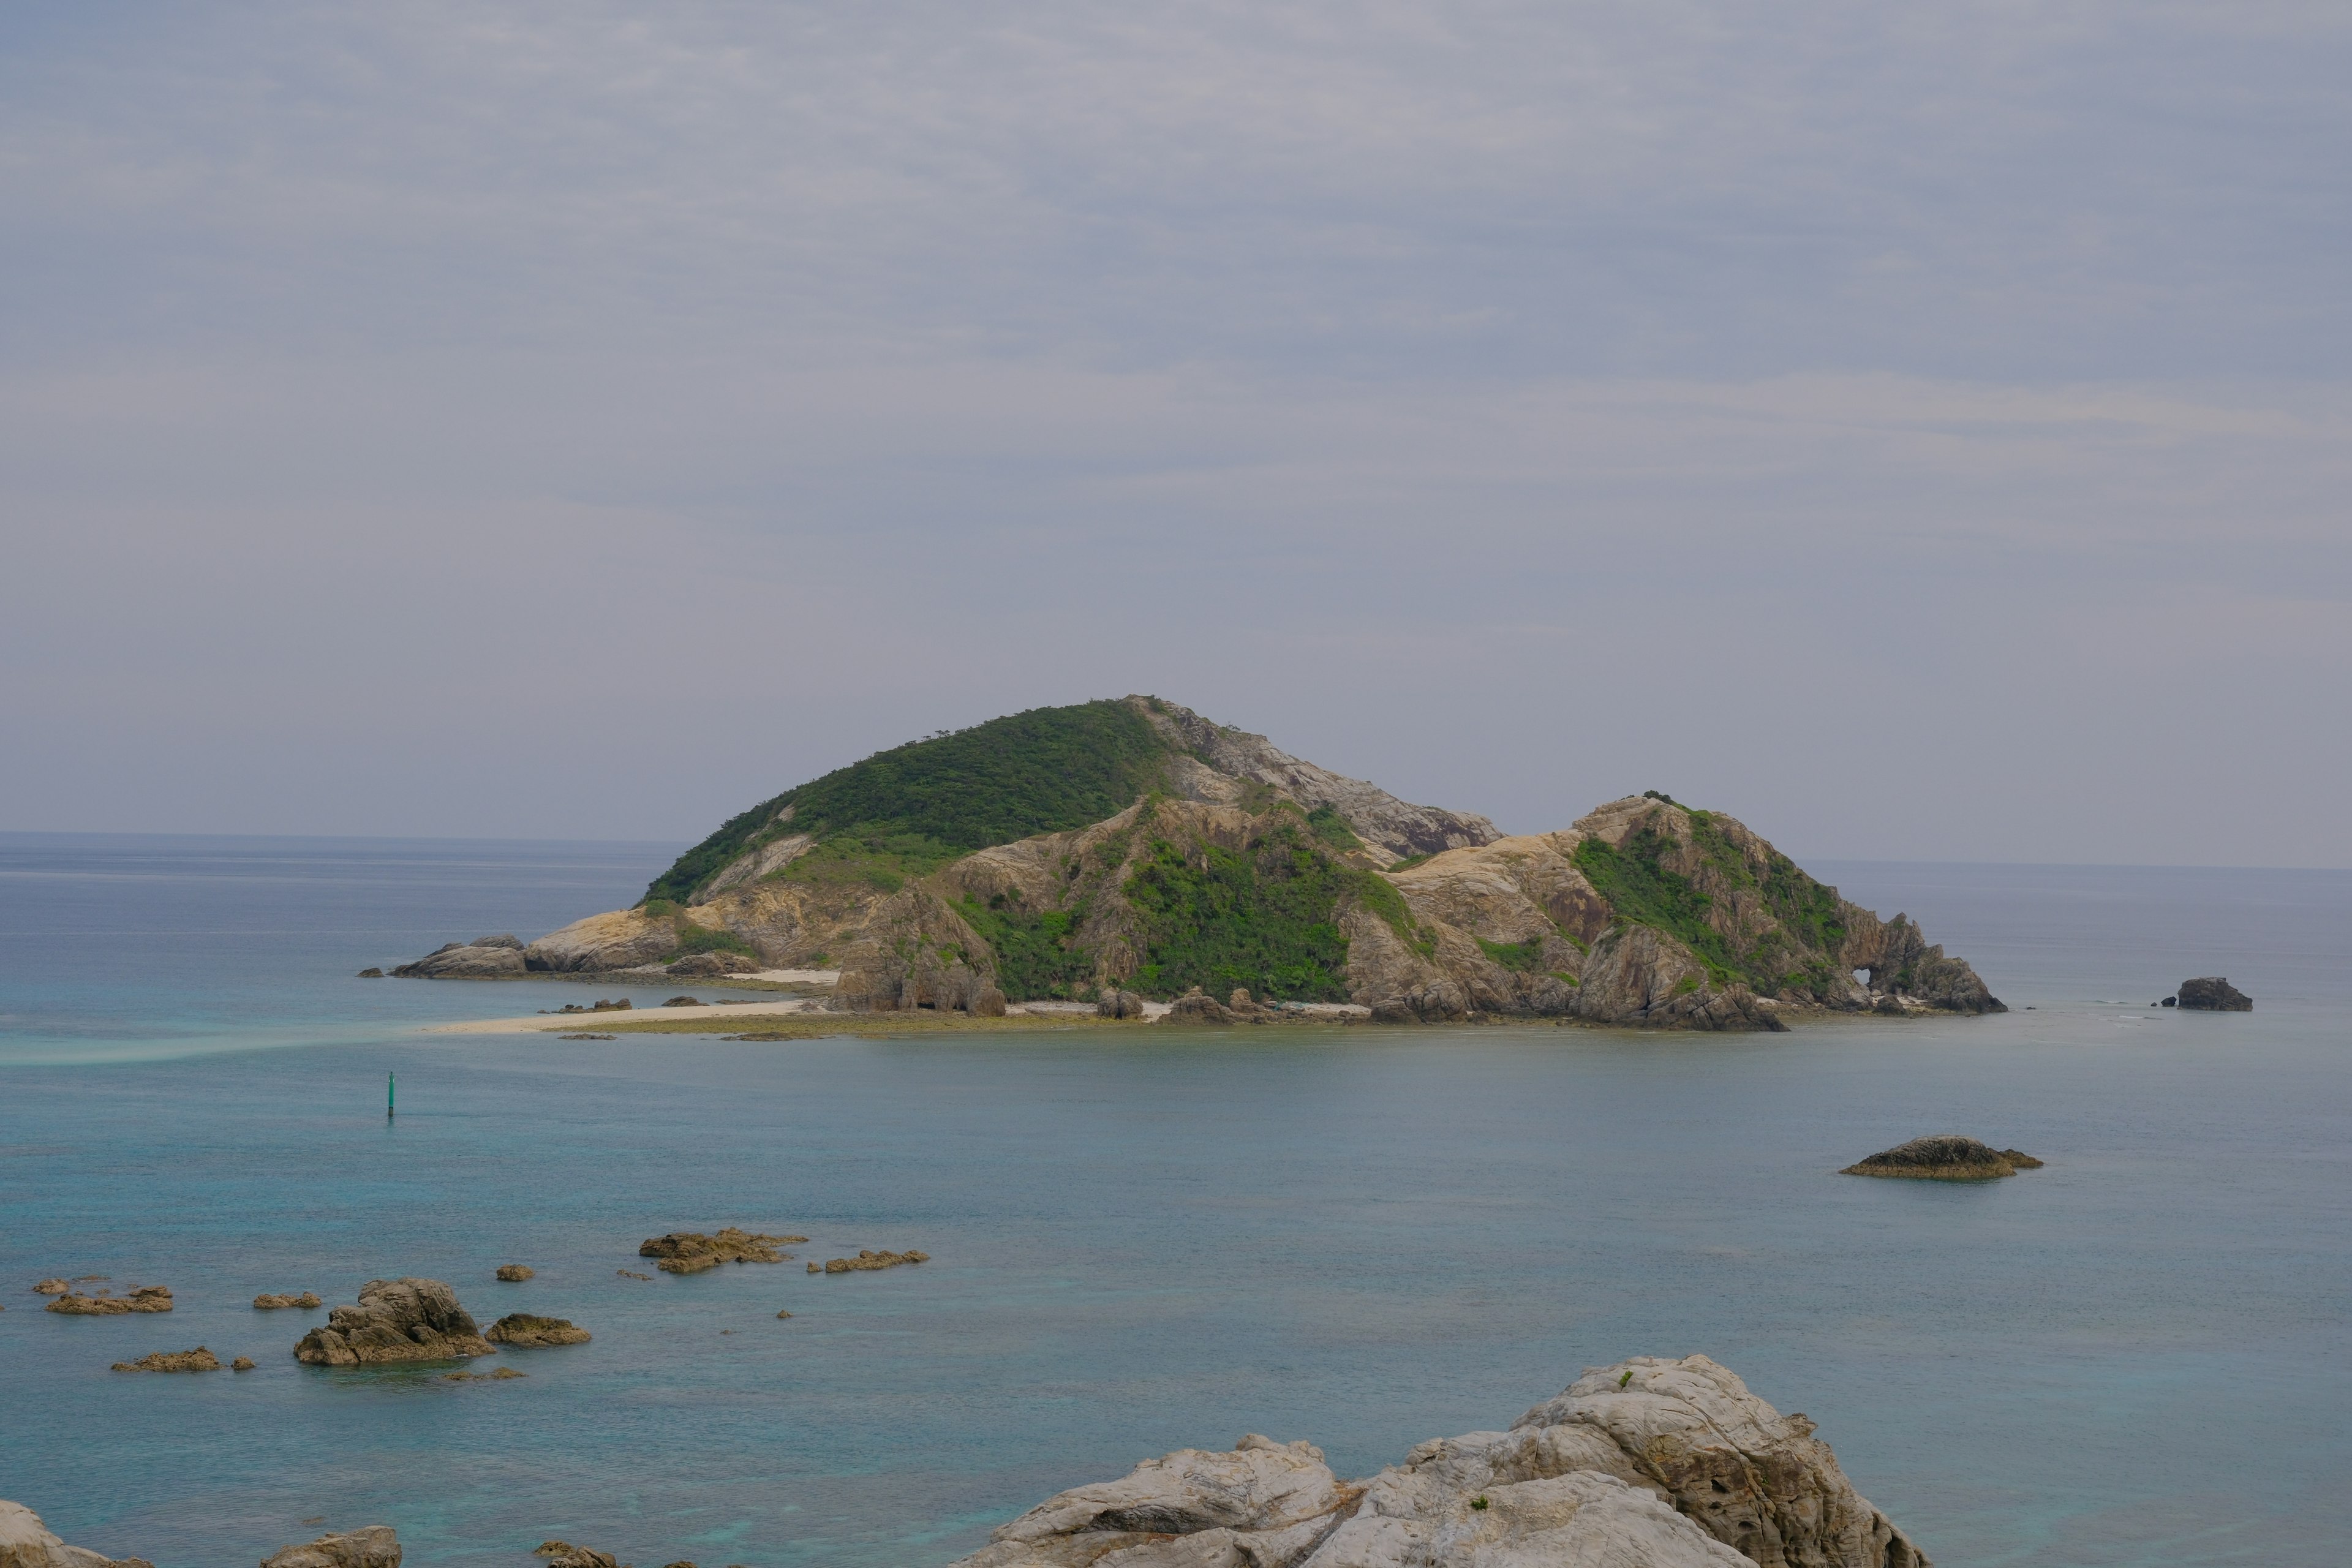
[4,2,2347,865]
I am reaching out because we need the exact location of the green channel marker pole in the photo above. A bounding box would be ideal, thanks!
[388,1071,395,1120]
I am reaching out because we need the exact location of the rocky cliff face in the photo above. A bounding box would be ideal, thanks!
[951,1354,1928,1568]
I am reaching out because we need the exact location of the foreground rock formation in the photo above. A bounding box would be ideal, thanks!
[639,1229,804,1273]
[258,1526,402,1568]
[0,1501,156,1568]
[295,1278,494,1365]
[46,1286,171,1316]
[953,1355,1926,1568]
[1841,1137,2041,1181]
[2176,976,2253,1011]
[396,697,2000,1033]
[484,1313,592,1347]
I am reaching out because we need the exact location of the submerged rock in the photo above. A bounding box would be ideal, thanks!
[495,1265,535,1282]
[111,1347,221,1373]
[809,1248,928,1274]
[47,1285,172,1315]
[1840,1136,2037,1181]
[484,1313,591,1348]
[254,1292,323,1310]
[391,937,528,979]
[638,1229,804,1274]
[0,1499,159,1568]
[2176,976,2253,1011]
[951,1354,1926,1568]
[31,1280,70,1295]
[295,1278,494,1365]
[258,1525,402,1568]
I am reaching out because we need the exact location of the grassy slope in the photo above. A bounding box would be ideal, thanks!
[1570,807,1849,997]
[646,699,1178,904]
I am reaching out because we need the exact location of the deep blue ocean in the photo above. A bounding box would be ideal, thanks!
[1,834,2346,1568]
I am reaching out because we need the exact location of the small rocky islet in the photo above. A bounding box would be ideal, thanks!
[294,1278,495,1366]
[638,1229,804,1273]
[381,696,2004,1034]
[2,1353,1926,1568]
[1841,1136,2044,1181]
[45,1284,173,1315]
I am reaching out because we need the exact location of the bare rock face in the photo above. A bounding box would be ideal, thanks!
[47,1286,171,1316]
[391,937,528,978]
[485,1313,591,1348]
[1841,1136,2040,1181]
[254,1292,322,1310]
[110,1347,221,1373]
[0,1499,157,1568]
[949,1355,1927,1568]
[1095,989,1147,1019]
[2176,976,2253,1011]
[258,1526,401,1568]
[294,1278,493,1366]
[639,1229,805,1274]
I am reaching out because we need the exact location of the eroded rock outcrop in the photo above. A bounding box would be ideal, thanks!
[110,1348,221,1373]
[639,1229,805,1273]
[47,1286,171,1316]
[1842,1137,2041,1180]
[2176,976,2252,1011]
[258,1526,401,1568]
[254,1291,323,1310]
[484,1313,591,1348]
[810,1249,928,1274]
[952,1355,1926,1568]
[392,935,527,978]
[294,1278,493,1365]
[0,1499,157,1568]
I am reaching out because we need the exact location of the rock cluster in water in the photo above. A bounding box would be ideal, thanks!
[46,1285,172,1315]
[1840,1136,2042,1181]
[638,1229,804,1274]
[254,1291,323,1310]
[2174,976,2252,1011]
[809,1248,929,1274]
[484,1313,592,1348]
[953,1355,1928,1568]
[295,1278,494,1366]
[111,1348,221,1373]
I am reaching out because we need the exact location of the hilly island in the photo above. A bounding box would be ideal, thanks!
[399,696,2002,1031]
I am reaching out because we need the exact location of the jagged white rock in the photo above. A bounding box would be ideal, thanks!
[950,1356,1928,1568]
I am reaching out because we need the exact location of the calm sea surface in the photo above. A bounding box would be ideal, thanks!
[1,835,2346,1568]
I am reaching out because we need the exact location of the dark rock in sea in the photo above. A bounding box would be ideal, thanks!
[809,1248,929,1274]
[231,1357,256,1371]
[775,1310,793,1319]
[484,1313,590,1348]
[495,1265,535,1282]
[557,1033,616,1041]
[295,1278,493,1366]
[111,1347,221,1373]
[2162,995,2177,1006]
[356,968,383,978]
[638,1229,805,1273]
[1841,1135,2037,1181]
[2176,976,2252,1011]
[254,1291,322,1310]
[391,938,528,979]
[1095,989,1147,1019]
[949,1354,1926,1568]
[662,995,703,1008]
[258,1525,402,1568]
[48,1284,172,1315]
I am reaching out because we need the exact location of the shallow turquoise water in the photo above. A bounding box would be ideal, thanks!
[1,837,2347,1567]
